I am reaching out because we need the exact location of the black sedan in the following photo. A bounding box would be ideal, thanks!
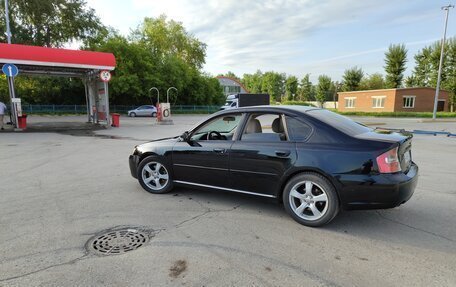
[129,106,418,227]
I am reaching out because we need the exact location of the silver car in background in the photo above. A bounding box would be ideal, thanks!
[128,105,157,117]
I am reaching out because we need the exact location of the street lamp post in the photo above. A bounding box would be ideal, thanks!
[166,87,177,103]
[432,4,454,119]
[149,87,159,104]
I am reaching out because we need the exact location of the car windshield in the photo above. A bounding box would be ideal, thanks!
[307,109,372,136]
[192,114,242,136]
[224,101,233,106]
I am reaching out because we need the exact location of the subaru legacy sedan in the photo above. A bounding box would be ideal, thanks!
[129,106,418,227]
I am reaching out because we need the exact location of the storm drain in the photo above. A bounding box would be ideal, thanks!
[86,227,152,256]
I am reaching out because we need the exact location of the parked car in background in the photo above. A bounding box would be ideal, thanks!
[128,106,418,227]
[128,105,157,117]
[220,93,270,110]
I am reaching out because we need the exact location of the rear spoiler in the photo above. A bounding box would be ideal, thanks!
[374,127,407,133]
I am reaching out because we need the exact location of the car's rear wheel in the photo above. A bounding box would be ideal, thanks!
[283,172,339,227]
[152,112,157,117]
[137,156,173,194]
[130,112,136,117]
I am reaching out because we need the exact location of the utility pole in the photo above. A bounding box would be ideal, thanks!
[432,4,454,119]
[4,0,19,129]
[4,0,11,44]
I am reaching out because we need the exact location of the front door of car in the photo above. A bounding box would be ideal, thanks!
[172,113,243,188]
[229,113,297,196]
[136,106,146,116]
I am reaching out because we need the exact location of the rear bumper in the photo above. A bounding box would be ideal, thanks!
[129,154,139,178]
[340,162,418,210]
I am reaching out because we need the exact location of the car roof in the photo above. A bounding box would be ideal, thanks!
[217,105,321,115]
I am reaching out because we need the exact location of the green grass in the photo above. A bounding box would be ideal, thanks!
[329,110,456,118]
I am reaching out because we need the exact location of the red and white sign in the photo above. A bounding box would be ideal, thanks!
[99,70,112,82]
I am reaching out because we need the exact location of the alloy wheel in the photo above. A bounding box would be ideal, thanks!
[141,162,169,191]
[289,180,329,221]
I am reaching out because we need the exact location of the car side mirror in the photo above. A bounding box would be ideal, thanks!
[180,131,190,142]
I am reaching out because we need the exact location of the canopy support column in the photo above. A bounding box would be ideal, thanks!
[7,76,19,129]
[104,82,110,127]
[84,80,91,123]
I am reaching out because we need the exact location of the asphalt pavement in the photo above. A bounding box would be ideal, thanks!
[0,115,455,286]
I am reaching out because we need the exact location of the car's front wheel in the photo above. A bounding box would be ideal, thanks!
[129,112,136,117]
[137,156,173,194]
[283,172,339,227]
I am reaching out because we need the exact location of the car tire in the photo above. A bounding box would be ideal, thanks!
[137,156,173,194]
[130,112,136,117]
[152,112,157,117]
[283,172,339,227]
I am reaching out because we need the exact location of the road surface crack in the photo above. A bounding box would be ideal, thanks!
[173,199,241,229]
[0,253,89,283]
[375,211,455,243]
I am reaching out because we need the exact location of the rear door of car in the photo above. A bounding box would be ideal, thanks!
[229,112,297,197]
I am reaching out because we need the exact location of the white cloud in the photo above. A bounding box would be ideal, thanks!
[127,0,381,74]
[85,0,452,81]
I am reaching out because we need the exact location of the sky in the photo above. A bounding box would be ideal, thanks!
[85,0,456,82]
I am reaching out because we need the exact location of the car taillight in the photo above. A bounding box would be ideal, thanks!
[376,147,401,173]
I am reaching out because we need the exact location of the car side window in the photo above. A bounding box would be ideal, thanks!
[241,113,287,142]
[285,116,312,141]
[190,113,242,141]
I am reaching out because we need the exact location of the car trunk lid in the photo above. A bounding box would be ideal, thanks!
[355,128,413,173]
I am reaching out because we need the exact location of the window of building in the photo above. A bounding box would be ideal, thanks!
[372,96,386,108]
[224,85,241,94]
[403,96,416,108]
[344,97,356,108]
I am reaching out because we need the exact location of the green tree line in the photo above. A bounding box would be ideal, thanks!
[222,39,455,109]
[0,1,224,106]
[0,0,454,109]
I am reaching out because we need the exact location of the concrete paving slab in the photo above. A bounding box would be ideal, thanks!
[0,115,455,286]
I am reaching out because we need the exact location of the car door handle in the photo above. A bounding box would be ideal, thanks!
[275,150,290,157]
[213,148,226,154]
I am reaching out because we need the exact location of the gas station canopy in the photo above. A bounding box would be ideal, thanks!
[0,43,116,128]
[0,43,116,77]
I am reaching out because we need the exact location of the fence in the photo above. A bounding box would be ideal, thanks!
[20,104,221,115]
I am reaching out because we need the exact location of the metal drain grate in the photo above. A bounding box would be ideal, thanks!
[87,228,151,256]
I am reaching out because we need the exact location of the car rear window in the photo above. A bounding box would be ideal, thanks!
[286,116,312,141]
[307,109,372,136]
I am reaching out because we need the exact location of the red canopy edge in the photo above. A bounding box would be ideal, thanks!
[0,43,116,71]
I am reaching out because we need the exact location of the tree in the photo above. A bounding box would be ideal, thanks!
[91,31,222,106]
[0,0,104,47]
[445,38,456,111]
[359,73,385,90]
[285,76,298,101]
[298,74,313,101]
[407,37,456,110]
[404,75,417,88]
[342,66,364,91]
[410,46,433,87]
[242,70,263,93]
[316,75,332,106]
[384,44,408,88]
[132,15,206,70]
[261,72,285,102]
